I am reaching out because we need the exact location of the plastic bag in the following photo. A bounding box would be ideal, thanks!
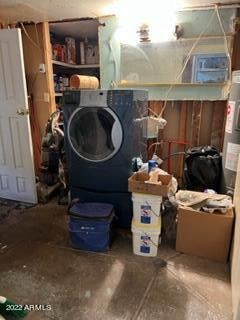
[184,146,222,192]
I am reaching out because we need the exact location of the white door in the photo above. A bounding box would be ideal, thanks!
[0,28,37,203]
[232,155,240,320]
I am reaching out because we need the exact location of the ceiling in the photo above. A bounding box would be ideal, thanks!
[0,0,240,24]
[50,20,99,40]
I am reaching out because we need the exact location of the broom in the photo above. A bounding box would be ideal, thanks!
[0,296,28,319]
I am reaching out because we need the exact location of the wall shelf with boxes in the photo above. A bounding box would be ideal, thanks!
[49,19,100,100]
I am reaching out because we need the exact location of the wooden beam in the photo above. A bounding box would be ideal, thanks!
[177,101,188,185]
[191,101,203,146]
[22,23,52,137]
[42,22,56,113]
[221,102,228,151]
[179,101,187,141]
[210,101,227,151]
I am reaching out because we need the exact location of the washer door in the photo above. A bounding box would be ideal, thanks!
[68,107,123,162]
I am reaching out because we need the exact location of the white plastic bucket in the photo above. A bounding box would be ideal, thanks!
[132,192,162,225]
[131,220,161,257]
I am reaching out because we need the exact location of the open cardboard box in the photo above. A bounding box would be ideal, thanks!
[128,171,172,197]
[176,206,234,263]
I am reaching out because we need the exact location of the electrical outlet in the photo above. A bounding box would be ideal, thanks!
[43,92,50,103]
[39,63,46,73]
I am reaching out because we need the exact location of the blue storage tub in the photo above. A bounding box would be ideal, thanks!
[68,202,115,252]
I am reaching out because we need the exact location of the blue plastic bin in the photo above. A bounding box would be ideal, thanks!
[68,202,115,252]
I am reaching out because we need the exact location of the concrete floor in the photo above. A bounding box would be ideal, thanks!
[0,200,232,320]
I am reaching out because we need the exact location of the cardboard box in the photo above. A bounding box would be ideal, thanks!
[128,172,172,197]
[65,37,76,64]
[176,206,234,262]
[85,43,99,64]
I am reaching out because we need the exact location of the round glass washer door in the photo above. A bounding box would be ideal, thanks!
[68,107,123,162]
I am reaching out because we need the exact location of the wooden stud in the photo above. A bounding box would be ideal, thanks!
[191,101,203,146]
[220,102,228,150]
[42,22,56,113]
[210,101,227,151]
[178,101,187,142]
[177,101,187,184]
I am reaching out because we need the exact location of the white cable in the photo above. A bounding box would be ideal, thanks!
[215,4,232,80]
[20,23,41,50]
[34,23,41,48]
[148,107,159,117]
[153,141,163,156]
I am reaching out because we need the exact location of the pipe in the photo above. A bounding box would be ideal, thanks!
[179,3,240,11]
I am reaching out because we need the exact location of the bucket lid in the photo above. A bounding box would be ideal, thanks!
[131,219,161,232]
[132,192,162,201]
[69,202,114,219]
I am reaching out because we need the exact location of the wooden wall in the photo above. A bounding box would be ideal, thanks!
[148,100,227,185]
[22,23,55,137]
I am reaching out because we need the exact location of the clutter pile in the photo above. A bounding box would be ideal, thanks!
[175,190,234,262]
[176,190,232,213]
[36,110,67,204]
[52,36,99,66]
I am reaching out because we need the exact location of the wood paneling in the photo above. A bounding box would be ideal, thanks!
[211,101,227,150]
[191,101,203,147]
[232,13,240,71]
[148,100,227,181]
[177,101,188,184]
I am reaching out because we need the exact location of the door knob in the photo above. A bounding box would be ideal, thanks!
[16,108,29,116]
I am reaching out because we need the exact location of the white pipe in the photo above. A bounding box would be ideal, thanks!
[179,3,240,12]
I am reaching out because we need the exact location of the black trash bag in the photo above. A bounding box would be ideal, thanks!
[184,146,223,192]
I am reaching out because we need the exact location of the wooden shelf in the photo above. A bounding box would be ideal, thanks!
[121,35,232,46]
[119,81,229,87]
[52,60,99,69]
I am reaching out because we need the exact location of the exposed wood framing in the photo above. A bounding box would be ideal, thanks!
[210,101,227,150]
[177,101,188,184]
[190,101,203,146]
[147,100,226,179]
[178,101,188,142]
[22,23,54,137]
[42,22,56,113]
[148,101,164,117]
[147,101,164,159]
